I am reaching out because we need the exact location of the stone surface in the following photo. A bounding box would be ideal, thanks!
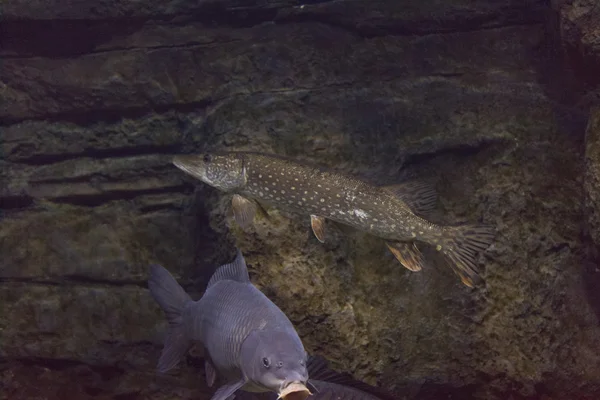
[1,1,600,400]
[585,107,600,247]
[556,0,600,93]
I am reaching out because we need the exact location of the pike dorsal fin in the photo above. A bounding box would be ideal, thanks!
[382,179,437,216]
[207,249,250,288]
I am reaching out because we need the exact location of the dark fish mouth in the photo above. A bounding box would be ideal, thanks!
[278,382,311,400]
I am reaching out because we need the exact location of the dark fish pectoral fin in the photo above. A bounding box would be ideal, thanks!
[385,241,425,272]
[232,194,258,230]
[211,379,246,400]
[205,357,217,387]
[382,179,438,217]
[310,215,327,243]
[439,224,497,288]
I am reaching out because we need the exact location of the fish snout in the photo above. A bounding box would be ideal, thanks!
[281,369,308,387]
[277,381,312,400]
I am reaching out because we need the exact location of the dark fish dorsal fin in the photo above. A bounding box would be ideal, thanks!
[382,178,438,217]
[307,355,401,400]
[207,249,250,288]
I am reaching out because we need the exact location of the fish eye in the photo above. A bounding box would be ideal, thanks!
[262,357,270,368]
[203,154,212,163]
[276,361,283,368]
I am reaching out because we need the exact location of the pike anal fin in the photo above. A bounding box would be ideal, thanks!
[386,241,425,272]
[311,215,327,243]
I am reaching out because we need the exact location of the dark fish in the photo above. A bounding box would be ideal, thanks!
[173,151,496,287]
[235,355,401,400]
[148,249,311,400]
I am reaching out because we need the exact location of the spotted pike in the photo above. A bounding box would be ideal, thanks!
[173,151,496,287]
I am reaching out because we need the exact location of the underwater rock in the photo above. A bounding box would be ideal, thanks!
[585,107,600,247]
[556,0,600,92]
[2,1,600,399]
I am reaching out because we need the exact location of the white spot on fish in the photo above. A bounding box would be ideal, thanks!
[353,209,369,220]
[411,232,417,238]
[291,186,296,190]
[436,245,442,251]
[259,174,263,178]
[318,184,322,188]
[336,194,341,198]
[281,190,286,194]
[276,197,281,201]
[259,192,264,196]
[320,199,325,203]
[298,201,303,206]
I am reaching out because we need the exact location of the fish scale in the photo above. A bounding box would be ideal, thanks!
[244,155,419,238]
[192,279,300,374]
[173,151,497,288]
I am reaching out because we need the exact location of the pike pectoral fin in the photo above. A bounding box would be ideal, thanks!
[386,241,425,272]
[211,379,246,400]
[310,215,327,243]
[232,194,257,229]
[205,358,217,387]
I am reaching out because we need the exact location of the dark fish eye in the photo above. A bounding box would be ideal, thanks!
[277,361,283,368]
[203,154,212,163]
[262,357,270,368]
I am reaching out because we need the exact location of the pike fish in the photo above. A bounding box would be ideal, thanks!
[148,249,311,400]
[173,151,496,287]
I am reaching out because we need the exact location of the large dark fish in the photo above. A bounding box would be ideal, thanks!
[148,249,311,400]
[235,355,401,400]
[173,151,496,287]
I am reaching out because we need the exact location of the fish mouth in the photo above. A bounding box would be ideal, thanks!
[277,382,312,400]
[172,155,206,178]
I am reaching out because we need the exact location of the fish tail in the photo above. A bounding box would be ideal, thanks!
[148,264,193,373]
[437,224,496,288]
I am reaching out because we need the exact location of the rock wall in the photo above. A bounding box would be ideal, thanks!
[2,1,600,399]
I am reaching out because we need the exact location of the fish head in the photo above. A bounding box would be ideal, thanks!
[173,152,246,191]
[240,329,311,400]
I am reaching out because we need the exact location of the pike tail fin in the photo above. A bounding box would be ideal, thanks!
[439,224,496,287]
[148,264,193,373]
